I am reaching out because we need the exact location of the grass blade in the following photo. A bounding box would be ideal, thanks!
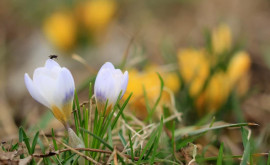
[20,127,31,154]
[240,141,250,165]
[80,128,113,151]
[150,117,163,164]
[118,129,127,147]
[137,119,163,164]
[128,133,134,161]
[267,151,270,165]
[31,131,39,154]
[111,93,132,129]
[51,128,58,151]
[145,73,164,122]
[175,122,257,139]
[217,142,224,165]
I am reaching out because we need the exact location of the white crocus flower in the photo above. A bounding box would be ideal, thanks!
[24,59,75,127]
[94,62,128,114]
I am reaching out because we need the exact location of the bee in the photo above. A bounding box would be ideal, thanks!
[49,55,58,60]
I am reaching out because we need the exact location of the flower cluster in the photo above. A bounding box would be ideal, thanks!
[25,60,128,127]
[43,0,116,51]
[177,24,251,115]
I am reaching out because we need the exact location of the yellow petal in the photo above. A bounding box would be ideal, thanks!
[228,51,251,85]
[178,49,210,96]
[204,72,231,112]
[212,24,232,55]
[51,102,72,126]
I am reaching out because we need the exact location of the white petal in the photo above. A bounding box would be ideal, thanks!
[33,73,57,105]
[54,68,75,108]
[33,67,60,81]
[24,73,50,108]
[120,71,129,98]
[45,59,61,69]
[95,69,116,104]
[100,62,115,70]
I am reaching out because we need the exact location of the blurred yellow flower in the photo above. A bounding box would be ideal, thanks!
[77,0,116,33]
[211,24,232,55]
[124,66,180,120]
[43,12,76,51]
[177,25,251,116]
[204,72,231,113]
[227,51,251,85]
[178,49,210,97]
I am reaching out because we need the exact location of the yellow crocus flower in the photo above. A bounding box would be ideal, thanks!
[43,12,76,51]
[204,72,231,113]
[124,67,180,120]
[178,49,210,97]
[227,51,251,85]
[212,24,232,55]
[77,0,116,33]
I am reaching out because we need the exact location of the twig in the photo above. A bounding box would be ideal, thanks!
[32,147,140,161]
[55,139,101,165]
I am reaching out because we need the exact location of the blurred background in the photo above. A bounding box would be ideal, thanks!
[1,0,270,157]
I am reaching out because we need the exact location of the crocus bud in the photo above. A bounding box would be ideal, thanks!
[24,59,75,127]
[94,62,128,114]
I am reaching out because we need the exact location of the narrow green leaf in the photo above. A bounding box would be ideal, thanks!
[143,85,151,115]
[175,122,257,139]
[1,146,7,152]
[74,90,82,126]
[128,133,134,161]
[144,143,155,160]
[137,121,161,164]
[111,93,132,129]
[61,153,76,164]
[240,141,250,165]
[37,138,45,154]
[11,143,19,151]
[217,142,224,165]
[241,127,248,148]
[31,131,39,154]
[150,117,163,164]
[83,106,89,148]
[19,127,24,158]
[118,129,127,147]
[71,155,80,165]
[21,127,31,153]
[93,108,98,134]
[73,110,79,135]
[51,128,58,151]
[107,124,113,147]
[81,128,113,151]
[267,151,270,165]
